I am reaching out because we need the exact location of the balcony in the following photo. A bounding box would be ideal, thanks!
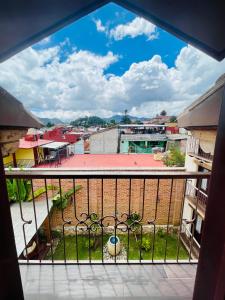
[5,168,208,299]
[186,137,214,162]
[185,181,207,215]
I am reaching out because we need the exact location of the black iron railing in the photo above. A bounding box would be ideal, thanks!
[198,147,214,161]
[5,169,210,264]
[186,181,208,210]
[187,137,214,161]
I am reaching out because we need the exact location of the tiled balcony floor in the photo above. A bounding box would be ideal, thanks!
[20,264,196,299]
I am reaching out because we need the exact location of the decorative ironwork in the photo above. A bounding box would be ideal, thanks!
[5,170,210,264]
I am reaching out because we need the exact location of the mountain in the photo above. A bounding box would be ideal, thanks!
[38,117,64,126]
[103,115,150,123]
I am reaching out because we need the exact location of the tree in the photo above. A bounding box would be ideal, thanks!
[170,116,177,122]
[46,122,54,127]
[160,110,167,116]
[70,116,106,127]
[163,146,185,167]
[121,109,131,124]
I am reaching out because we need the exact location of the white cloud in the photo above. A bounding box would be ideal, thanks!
[94,19,107,33]
[109,17,157,41]
[36,36,51,46]
[0,42,225,121]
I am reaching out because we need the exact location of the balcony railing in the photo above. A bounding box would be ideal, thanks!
[5,169,210,265]
[187,137,214,161]
[185,181,208,211]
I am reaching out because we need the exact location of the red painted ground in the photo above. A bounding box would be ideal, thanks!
[37,154,164,168]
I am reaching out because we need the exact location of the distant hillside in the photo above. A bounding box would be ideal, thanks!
[103,115,149,123]
[38,117,64,126]
[70,116,106,127]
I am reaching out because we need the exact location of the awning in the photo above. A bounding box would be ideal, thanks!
[40,141,69,150]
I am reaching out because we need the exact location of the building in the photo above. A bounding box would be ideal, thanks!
[90,127,119,154]
[119,124,167,153]
[43,126,83,144]
[3,137,53,167]
[90,124,186,155]
[177,74,225,257]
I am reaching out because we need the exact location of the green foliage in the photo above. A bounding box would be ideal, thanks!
[27,185,57,201]
[51,232,188,261]
[52,185,82,210]
[85,238,95,249]
[160,110,167,116]
[46,122,54,127]
[140,237,151,252]
[110,119,116,125]
[127,212,141,232]
[51,229,62,239]
[37,228,47,242]
[121,115,132,124]
[6,178,31,203]
[70,116,106,127]
[121,109,132,124]
[169,116,177,122]
[163,146,185,167]
[157,228,166,238]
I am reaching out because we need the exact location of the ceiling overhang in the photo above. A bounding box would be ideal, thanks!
[0,0,225,62]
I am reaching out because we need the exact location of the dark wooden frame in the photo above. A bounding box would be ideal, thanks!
[193,86,225,299]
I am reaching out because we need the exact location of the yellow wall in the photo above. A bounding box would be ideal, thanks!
[15,148,34,161]
[3,154,13,165]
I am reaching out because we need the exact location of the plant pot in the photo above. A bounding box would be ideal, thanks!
[107,235,120,256]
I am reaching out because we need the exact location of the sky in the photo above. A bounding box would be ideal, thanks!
[0,2,225,121]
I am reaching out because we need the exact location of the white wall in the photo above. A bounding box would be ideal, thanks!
[90,128,119,154]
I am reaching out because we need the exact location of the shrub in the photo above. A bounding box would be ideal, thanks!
[52,185,82,210]
[37,228,47,242]
[27,185,58,201]
[85,238,95,249]
[51,230,62,239]
[6,178,31,203]
[157,228,166,238]
[141,237,151,252]
[127,212,141,232]
[163,146,185,167]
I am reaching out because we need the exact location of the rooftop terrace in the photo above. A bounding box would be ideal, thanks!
[37,154,165,169]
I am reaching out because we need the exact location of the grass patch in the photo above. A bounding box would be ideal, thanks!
[49,231,188,261]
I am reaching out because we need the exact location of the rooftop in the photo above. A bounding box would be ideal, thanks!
[120,134,167,141]
[19,138,53,149]
[40,141,69,149]
[177,73,225,129]
[37,154,165,168]
[0,86,43,129]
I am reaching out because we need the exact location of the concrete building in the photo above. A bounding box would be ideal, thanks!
[90,124,187,155]
[177,74,225,257]
[90,127,119,154]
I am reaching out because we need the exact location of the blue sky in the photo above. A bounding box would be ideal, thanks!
[0,2,224,121]
[34,3,186,75]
